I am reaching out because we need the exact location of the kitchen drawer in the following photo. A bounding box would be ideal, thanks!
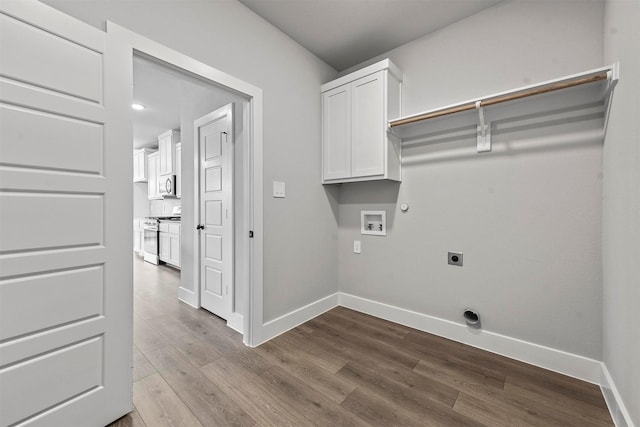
[159,222,169,232]
[168,223,180,234]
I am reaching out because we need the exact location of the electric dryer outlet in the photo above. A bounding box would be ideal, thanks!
[448,251,463,266]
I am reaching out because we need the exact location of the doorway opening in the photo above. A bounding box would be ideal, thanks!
[116,21,264,345]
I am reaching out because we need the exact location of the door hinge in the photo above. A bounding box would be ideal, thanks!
[249,230,254,238]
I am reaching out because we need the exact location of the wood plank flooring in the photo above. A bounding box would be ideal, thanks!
[108,255,613,426]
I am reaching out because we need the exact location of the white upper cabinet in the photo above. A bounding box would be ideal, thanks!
[147,151,162,200]
[321,59,402,184]
[158,129,180,176]
[133,148,154,182]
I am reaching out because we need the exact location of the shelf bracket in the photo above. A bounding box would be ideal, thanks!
[602,62,619,140]
[476,101,491,153]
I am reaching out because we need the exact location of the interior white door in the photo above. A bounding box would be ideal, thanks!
[0,2,132,426]
[196,104,234,320]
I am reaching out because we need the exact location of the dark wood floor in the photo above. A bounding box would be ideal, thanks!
[109,255,613,426]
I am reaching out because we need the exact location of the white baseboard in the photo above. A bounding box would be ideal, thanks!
[257,293,339,345]
[227,312,244,334]
[252,291,631,425]
[601,364,636,427]
[178,286,198,308]
[338,292,603,384]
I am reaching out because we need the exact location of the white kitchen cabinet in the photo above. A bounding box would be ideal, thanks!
[175,142,182,198]
[147,151,162,200]
[159,221,181,268]
[159,232,170,261]
[321,59,402,184]
[158,129,180,176]
[133,148,154,182]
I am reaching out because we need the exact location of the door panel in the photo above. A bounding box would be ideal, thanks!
[205,132,222,159]
[205,200,222,226]
[205,166,222,191]
[205,267,223,295]
[0,193,103,252]
[0,338,103,426]
[197,104,233,319]
[206,235,223,261]
[0,266,103,341]
[0,104,103,173]
[0,13,103,102]
[0,2,131,426]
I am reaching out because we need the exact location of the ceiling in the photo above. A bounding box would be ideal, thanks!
[132,56,182,148]
[238,0,504,71]
[132,55,241,149]
[132,1,504,147]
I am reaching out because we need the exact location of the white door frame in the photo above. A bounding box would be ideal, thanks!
[107,23,264,346]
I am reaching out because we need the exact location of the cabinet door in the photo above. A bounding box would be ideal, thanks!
[351,71,384,177]
[147,153,160,199]
[169,233,180,267]
[159,232,170,261]
[322,84,351,181]
[158,135,174,176]
[175,143,182,198]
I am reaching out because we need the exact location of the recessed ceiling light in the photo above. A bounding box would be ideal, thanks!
[132,103,145,110]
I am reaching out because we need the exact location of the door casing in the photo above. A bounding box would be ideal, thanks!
[106,23,264,346]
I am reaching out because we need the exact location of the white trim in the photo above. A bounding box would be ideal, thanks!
[178,286,198,308]
[601,364,636,427]
[106,22,264,346]
[338,292,603,384]
[255,293,339,346]
[248,90,264,347]
[322,58,402,92]
[227,313,244,334]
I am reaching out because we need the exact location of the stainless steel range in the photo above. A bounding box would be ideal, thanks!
[142,218,159,265]
[143,206,181,265]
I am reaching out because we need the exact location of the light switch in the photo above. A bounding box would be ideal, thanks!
[273,181,285,198]
[353,240,361,254]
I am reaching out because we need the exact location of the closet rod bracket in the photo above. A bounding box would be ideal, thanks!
[476,101,491,153]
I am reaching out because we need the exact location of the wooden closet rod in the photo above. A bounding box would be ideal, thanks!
[389,71,609,128]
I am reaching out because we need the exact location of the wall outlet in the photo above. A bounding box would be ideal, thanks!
[448,251,463,266]
[353,240,361,254]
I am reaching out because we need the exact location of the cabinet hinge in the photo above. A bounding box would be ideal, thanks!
[249,230,254,238]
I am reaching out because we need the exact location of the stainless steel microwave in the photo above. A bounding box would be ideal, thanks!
[159,175,176,197]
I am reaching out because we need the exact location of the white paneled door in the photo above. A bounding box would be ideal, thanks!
[0,2,132,426]
[196,104,233,320]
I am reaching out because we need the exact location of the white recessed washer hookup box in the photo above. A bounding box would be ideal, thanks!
[361,210,386,236]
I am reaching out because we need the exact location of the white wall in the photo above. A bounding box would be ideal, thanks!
[603,0,640,424]
[338,0,606,359]
[41,0,340,323]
